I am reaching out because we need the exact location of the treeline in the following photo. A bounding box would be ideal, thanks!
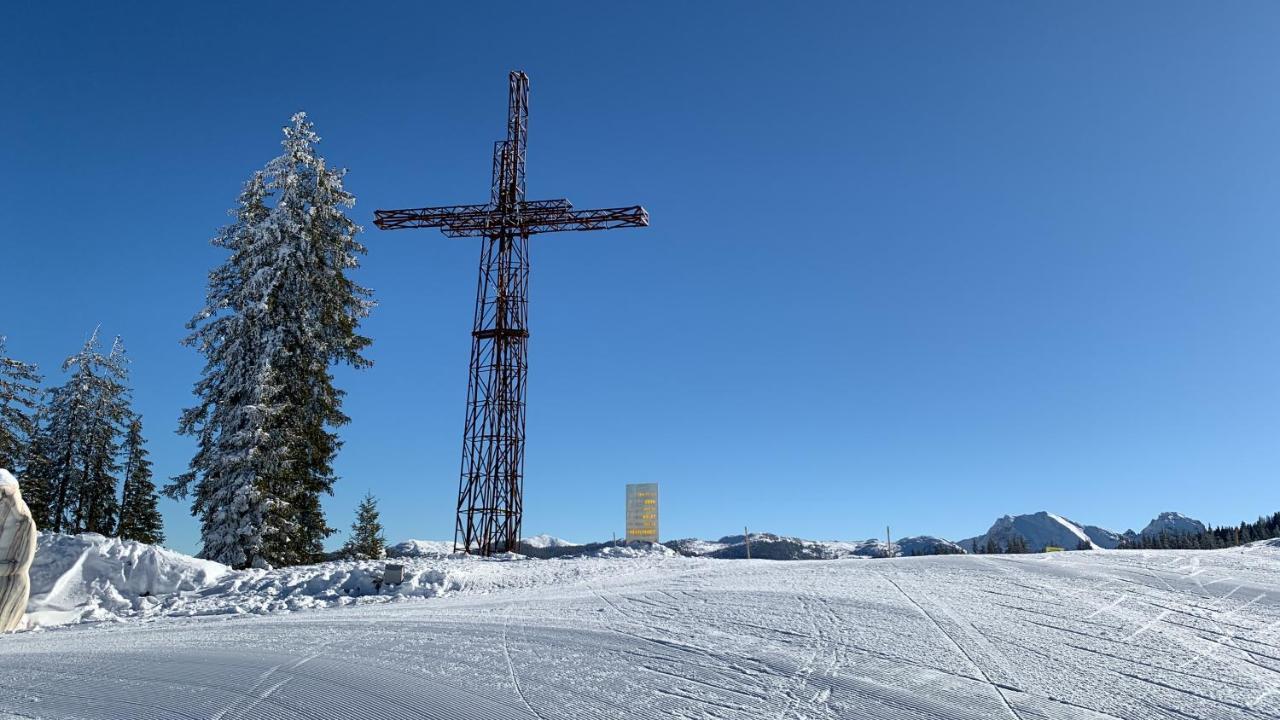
[1118,512,1280,550]
[0,331,164,544]
[4,112,375,571]
[902,544,965,557]
[968,536,1092,554]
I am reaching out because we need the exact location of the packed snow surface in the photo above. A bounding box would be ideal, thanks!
[3,539,1279,719]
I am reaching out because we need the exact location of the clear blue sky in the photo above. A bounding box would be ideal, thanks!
[3,2,1279,554]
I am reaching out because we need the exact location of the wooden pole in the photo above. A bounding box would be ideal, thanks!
[744,526,751,560]
[886,525,893,558]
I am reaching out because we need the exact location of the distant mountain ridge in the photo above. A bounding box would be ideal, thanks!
[957,510,1206,552]
[385,533,966,561]
[670,533,965,559]
[388,510,1209,562]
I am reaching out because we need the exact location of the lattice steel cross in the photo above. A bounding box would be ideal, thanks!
[374,71,648,556]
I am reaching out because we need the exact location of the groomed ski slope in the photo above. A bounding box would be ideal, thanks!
[1,546,1278,719]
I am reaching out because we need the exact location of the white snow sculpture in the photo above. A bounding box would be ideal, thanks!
[0,469,37,632]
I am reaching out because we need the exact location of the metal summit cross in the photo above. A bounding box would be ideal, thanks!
[374,71,648,556]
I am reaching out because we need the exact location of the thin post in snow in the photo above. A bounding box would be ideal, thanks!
[744,526,751,560]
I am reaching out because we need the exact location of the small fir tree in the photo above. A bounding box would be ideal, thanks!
[35,330,131,533]
[341,492,386,560]
[117,416,165,544]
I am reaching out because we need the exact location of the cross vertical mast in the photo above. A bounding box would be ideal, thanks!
[375,71,647,555]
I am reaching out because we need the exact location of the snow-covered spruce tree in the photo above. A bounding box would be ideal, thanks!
[0,337,42,472]
[169,114,372,569]
[260,114,373,565]
[341,492,386,560]
[167,172,279,568]
[36,330,130,534]
[117,416,164,545]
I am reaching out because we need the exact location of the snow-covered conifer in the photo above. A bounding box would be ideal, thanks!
[118,416,164,544]
[37,330,130,533]
[340,492,386,560]
[171,114,372,569]
[0,336,42,472]
[168,172,280,568]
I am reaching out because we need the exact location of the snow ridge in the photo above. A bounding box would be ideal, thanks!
[1046,512,1095,549]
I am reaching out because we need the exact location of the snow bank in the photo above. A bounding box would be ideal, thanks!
[21,532,693,630]
[589,543,676,558]
[26,533,229,627]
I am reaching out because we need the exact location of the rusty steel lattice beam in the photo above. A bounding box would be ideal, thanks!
[374,202,649,236]
[374,71,648,556]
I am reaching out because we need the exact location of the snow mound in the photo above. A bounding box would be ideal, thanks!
[1141,512,1207,537]
[522,534,579,549]
[22,532,696,629]
[589,543,676,558]
[26,532,230,627]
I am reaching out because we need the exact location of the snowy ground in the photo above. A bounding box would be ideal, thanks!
[2,544,1279,719]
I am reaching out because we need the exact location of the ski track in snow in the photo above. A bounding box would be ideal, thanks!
[1,548,1279,719]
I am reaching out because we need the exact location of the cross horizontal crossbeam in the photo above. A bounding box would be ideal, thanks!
[373,200,648,237]
[373,70,646,557]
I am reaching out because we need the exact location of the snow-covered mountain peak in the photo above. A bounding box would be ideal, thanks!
[960,511,1105,552]
[522,534,580,549]
[1141,512,1207,537]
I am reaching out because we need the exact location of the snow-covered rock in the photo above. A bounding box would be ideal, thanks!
[1141,512,1207,537]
